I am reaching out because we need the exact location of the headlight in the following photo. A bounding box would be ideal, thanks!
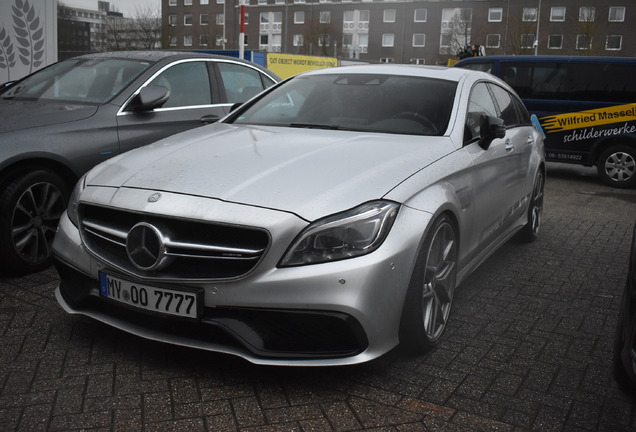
[67,174,86,227]
[279,201,400,267]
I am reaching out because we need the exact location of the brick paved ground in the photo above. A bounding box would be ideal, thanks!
[1,163,635,431]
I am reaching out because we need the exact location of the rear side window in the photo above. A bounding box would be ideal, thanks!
[217,63,274,104]
[500,61,636,102]
[489,84,531,127]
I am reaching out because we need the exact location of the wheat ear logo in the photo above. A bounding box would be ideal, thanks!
[11,0,45,75]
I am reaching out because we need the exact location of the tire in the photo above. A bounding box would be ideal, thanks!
[518,169,545,243]
[0,170,70,275]
[612,288,636,394]
[400,214,458,352]
[597,145,636,188]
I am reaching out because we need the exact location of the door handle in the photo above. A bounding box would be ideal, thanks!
[527,135,534,144]
[505,139,514,152]
[200,114,220,124]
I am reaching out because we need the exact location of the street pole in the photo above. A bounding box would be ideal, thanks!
[534,0,541,55]
[239,0,245,59]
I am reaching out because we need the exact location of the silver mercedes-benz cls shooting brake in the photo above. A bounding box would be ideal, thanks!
[53,65,545,366]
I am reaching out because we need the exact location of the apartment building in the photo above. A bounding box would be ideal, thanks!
[163,0,635,64]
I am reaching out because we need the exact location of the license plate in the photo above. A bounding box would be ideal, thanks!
[99,272,199,319]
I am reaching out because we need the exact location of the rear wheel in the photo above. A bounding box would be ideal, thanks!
[400,214,458,352]
[597,145,636,188]
[0,170,70,275]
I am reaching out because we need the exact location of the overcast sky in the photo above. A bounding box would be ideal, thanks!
[60,0,162,17]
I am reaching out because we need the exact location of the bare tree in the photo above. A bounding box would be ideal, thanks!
[103,4,161,51]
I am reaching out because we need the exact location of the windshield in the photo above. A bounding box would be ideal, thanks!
[231,73,457,136]
[0,58,151,104]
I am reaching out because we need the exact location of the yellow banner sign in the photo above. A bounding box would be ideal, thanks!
[540,103,636,133]
[267,54,338,79]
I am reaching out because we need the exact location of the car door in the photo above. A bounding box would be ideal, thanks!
[464,82,523,258]
[488,83,534,222]
[115,59,226,153]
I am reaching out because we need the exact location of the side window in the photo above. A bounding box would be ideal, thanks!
[464,82,498,144]
[217,63,271,103]
[148,61,212,108]
[489,84,520,127]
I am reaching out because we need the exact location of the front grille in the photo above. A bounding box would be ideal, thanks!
[80,204,270,280]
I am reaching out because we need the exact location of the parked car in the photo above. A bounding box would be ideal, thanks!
[614,222,636,392]
[0,50,279,275]
[53,65,545,366]
[454,56,636,189]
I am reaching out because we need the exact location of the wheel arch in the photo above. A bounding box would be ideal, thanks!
[0,158,79,192]
[591,135,636,166]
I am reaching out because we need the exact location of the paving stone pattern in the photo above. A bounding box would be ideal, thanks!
[1,164,635,431]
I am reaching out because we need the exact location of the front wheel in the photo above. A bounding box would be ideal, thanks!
[597,145,636,188]
[518,170,544,243]
[0,170,70,275]
[400,214,458,352]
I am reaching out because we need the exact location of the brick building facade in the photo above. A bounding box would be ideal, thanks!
[162,0,635,64]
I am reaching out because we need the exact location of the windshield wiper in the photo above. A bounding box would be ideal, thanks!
[289,123,342,130]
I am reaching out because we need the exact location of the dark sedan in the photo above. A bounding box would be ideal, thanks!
[614,222,636,392]
[0,51,279,275]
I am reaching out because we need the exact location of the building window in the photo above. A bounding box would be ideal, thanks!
[170,35,177,46]
[293,34,303,46]
[168,15,176,26]
[380,58,394,63]
[521,34,535,49]
[200,14,209,25]
[169,0,176,6]
[414,9,427,22]
[550,7,566,22]
[488,8,503,22]
[522,8,537,22]
[384,9,396,23]
[608,6,626,22]
[200,34,208,46]
[275,0,283,4]
[216,14,224,25]
[185,0,192,4]
[260,12,269,24]
[360,10,370,24]
[294,11,304,24]
[184,35,192,46]
[486,34,500,48]
[576,34,591,50]
[606,35,622,50]
[258,0,267,4]
[318,34,330,46]
[412,33,425,47]
[579,7,595,22]
[243,12,249,24]
[410,58,425,65]
[201,0,209,4]
[294,0,306,4]
[320,11,330,24]
[217,0,224,3]
[184,14,193,25]
[548,34,563,49]
[382,33,394,47]
[260,34,268,44]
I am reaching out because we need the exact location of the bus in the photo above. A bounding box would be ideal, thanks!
[454,55,636,188]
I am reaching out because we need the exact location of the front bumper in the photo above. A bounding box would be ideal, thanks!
[53,201,430,366]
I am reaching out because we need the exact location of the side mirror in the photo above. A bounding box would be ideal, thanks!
[478,115,506,150]
[131,85,170,111]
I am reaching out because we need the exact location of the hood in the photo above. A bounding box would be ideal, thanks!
[0,99,98,133]
[87,123,454,221]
